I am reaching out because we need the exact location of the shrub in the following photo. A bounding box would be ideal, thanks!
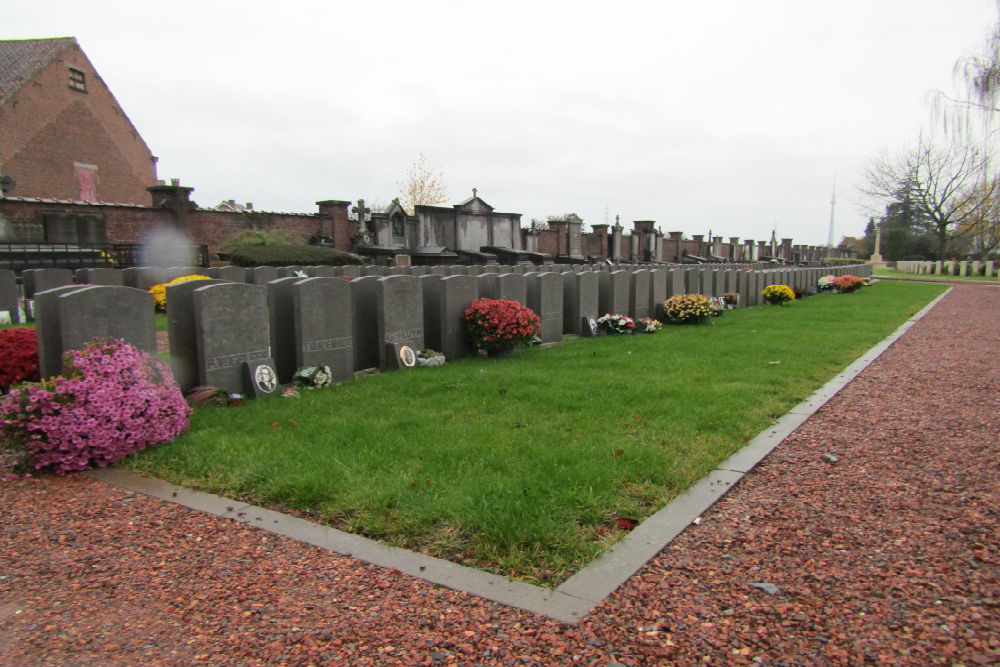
[834,275,866,293]
[663,294,716,324]
[0,339,190,474]
[463,298,540,351]
[228,244,366,267]
[220,229,304,250]
[817,275,837,291]
[0,328,40,392]
[597,313,635,335]
[148,274,212,311]
[762,284,795,305]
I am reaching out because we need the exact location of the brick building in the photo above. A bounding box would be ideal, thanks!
[0,37,157,205]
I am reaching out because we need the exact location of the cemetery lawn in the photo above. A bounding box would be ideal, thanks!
[124,281,946,585]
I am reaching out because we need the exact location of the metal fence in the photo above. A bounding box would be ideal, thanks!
[0,244,209,272]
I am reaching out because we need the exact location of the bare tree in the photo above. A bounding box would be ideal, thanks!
[861,135,999,260]
[397,153,448,214]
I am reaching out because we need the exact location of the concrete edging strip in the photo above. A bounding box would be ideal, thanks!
[85,286,952,624]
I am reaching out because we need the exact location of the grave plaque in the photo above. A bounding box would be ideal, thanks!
[243,360,279,398]
[193,283,271,395]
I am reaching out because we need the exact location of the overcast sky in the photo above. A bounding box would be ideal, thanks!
[7,0,998,245]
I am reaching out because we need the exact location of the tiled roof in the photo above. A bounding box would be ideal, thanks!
[0,37,76,104]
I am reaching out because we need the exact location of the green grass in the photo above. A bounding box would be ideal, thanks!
[122,281,945,585]
[874,267,998,282]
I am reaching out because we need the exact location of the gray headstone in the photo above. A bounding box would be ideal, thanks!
[377,276,424,371]
[669,268,685,296]
[216,265,247,283]
[35,286,90,379]
[55,285,156,367]
[337,265,361,278]
[562,271,599,336]
[0,269,21,323]
[168,278,227,393]
[437,274,478,360]
[598,270,630,315]
[306,265,338,278]
[629,269,651,320]
[266,277,307,383]
[23,268,74,300]
[127,267,170,292]
[193,283,271,395]
[245,266,280,285]
[684,267,700,294]
[74,268,124,286]
[420,274,444,353]
[526,272,562,343]
[277,266,307,278]
[648,268,667,320]
[351,276,380,372]
[290,277,354,384]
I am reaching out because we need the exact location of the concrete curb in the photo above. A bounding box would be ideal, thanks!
[86,286,952,624]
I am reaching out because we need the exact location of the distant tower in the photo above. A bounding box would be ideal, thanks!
[827,177,837,250]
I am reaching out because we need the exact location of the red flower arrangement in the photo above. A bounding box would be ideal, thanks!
[463,298,540,351]
[0,327,40,393]
[833,274,866,293]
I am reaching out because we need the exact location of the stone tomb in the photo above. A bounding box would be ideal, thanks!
[192,283,273,395]
[35,285,156,379]
[377,275,424,371]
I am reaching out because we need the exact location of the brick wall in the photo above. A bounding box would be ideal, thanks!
[0,197,355,264]
[0,41,157,204]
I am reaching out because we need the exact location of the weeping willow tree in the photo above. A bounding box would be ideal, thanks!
[933,5,1000,137]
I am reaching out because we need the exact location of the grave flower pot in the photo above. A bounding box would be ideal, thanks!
[487,347,514,358]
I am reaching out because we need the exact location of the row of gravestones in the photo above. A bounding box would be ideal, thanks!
[0,261,860,321]
[29,263,873,398]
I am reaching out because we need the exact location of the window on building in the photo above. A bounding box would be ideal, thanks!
[391,213,405,245]
[68,68,86,92]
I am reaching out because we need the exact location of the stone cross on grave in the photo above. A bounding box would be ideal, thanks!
[352,199,374,245]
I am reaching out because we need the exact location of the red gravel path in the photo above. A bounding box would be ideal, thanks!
[3,284,998,667]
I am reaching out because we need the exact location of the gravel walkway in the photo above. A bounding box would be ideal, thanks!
[3,284,998,667]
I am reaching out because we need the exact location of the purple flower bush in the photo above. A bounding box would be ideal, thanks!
[0,338,190,474]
